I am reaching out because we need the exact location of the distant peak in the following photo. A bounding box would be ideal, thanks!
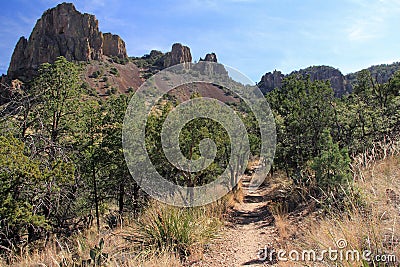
[45,2,77,13]
[163,43,192,68]
[200,53,218,63]
[6,2,127,81]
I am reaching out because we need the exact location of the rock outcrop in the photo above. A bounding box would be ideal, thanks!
[7,2,127,81]
[293,66,347,96]
[259,66,350,97]
[196,52,228,76]
[163,43,192,68]
[259,70,284,94]
[103,33,127,59]
[345,62,400,90]
[0,75,6,86]
[200,53,218,62]
[149,50,163,58]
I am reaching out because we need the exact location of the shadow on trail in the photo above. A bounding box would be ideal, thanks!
[228,178,275,226]
[229,205,274,225]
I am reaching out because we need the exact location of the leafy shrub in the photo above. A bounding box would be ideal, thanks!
[80,82,89,90]
[110,67,119,75]
[90,70,102,79]
[108,56,129,65]
[311,129,353,209]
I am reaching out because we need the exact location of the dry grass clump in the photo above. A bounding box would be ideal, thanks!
[270,203,291,245]
[0,228,110,267]
[0,186,243,267]
[293,156,400,266]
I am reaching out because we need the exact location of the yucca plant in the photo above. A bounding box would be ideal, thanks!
[126,202,220,258]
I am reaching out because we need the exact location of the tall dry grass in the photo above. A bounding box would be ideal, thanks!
[263,137,400,267]
[0,185,242,267]
[290,155,400,267]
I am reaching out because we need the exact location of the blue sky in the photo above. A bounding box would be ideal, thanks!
[1,0,400,81]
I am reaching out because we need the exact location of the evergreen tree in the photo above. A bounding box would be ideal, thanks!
[311,129,352,194]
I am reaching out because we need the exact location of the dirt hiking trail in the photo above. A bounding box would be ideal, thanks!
[193,175,279,267]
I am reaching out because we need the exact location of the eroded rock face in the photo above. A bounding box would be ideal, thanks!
[292,66,348,97]
[8,37,30,81]
[0,75,6,86]
[149,50,163,58]
[259,70,284,94]
[200,53,218,62]
[163,43,192,68]
[7,2,127,81]
[259,66,350,96]
[196,52,228,76]
[103,33,127,59]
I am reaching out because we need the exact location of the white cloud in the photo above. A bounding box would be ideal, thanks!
[347,19,382,41]
[346,0,400,42]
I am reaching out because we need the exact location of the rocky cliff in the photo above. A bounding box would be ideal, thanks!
[163,43,192,68]
[294,66,348,96]
[259,66,349,96]
[7,2,127,81]
[345,62,400,88]
[200,53,218,63]
[259,70,284,94]
[103,33,127,59]
[196,52,228,76]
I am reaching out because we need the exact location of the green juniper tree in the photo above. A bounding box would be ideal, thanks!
[266,76,335,180]
[311,129,352,198]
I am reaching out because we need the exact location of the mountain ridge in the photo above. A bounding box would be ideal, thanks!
[7,2,127,82]
[2,2,400,99]
[258,62,400,96]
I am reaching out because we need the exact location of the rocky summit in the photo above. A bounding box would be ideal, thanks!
[163,43,192,68]
[7,2,127,81]
[258,64,400,97]
[200,53,218,63]
[4,2,399,99]
[259,66,350,97]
